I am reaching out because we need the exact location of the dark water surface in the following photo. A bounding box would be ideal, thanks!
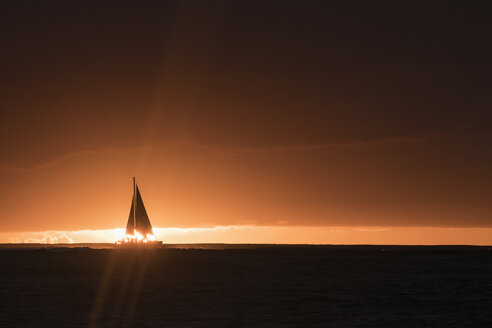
[1,244,492,327]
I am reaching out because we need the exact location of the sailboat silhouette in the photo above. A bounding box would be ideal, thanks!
[116,177,162,247]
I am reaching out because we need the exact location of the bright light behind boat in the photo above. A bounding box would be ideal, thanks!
[115,229,157,244]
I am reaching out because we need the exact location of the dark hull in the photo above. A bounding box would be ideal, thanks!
[115,240,163,248]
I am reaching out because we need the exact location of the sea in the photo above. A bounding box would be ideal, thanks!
[0,244,491,328]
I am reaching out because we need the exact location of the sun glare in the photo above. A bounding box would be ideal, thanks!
[115,229,156,244]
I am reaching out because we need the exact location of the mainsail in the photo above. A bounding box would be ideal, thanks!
[125,178,153,236]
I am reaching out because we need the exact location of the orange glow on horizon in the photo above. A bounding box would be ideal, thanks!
[2,226,492,245]
[2,140,491,233]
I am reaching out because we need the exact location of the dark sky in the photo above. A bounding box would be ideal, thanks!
[1,1,491,231]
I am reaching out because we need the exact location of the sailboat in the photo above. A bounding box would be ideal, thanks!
[116,177,162,247]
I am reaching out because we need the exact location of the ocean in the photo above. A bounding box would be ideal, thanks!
[1,244,491,327]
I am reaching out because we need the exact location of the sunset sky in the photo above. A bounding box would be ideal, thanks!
[1,1,491,243]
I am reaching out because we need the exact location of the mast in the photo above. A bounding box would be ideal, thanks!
[133,177,136,234]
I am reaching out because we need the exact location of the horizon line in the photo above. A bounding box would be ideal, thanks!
[2,226,492,245]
